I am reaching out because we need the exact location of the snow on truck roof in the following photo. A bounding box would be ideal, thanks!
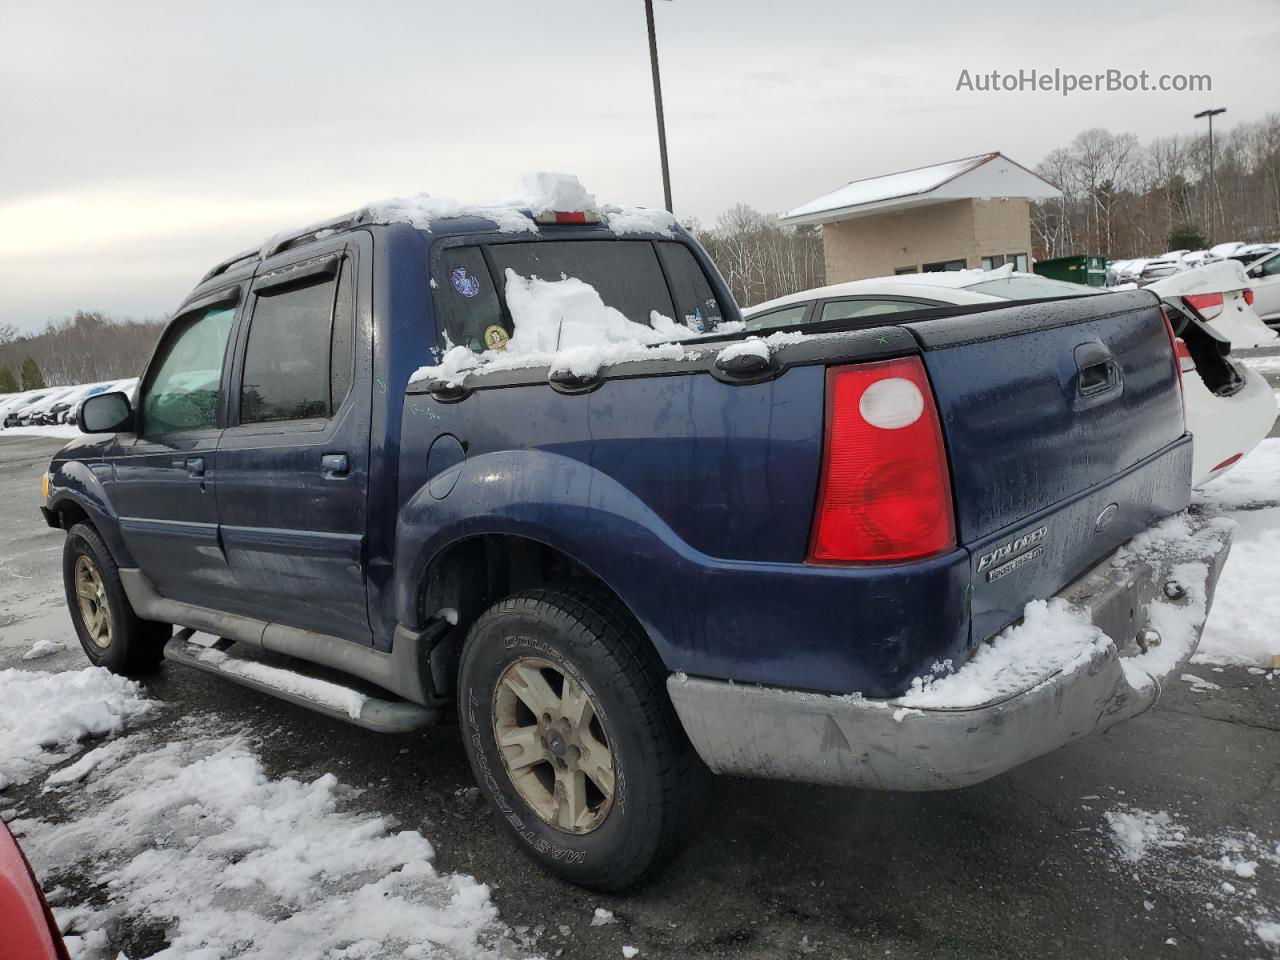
[779,152,1062,226]
[204,174,677,283]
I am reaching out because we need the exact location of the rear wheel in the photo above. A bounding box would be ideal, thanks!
[63,523,171,675]
[458,587,705,891]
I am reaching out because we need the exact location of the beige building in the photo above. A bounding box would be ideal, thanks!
[779,153,1061,283]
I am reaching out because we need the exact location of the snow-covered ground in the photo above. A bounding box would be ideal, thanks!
[1,666,535,960]
[1103,802,1280,948]
[2,423,81,439]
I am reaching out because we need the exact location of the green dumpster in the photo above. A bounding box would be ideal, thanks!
[1033,254,1107,287]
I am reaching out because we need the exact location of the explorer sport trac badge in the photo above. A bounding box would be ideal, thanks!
[451,267,480,298]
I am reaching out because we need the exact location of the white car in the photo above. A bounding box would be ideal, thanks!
[1241,247,1280,327]
[1145,260,1277,348]
[744,267,1277,487]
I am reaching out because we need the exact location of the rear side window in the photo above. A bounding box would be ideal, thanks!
[241,260,352,424]
[141,304,235,437]
[434,246,506,353]
[656,243,724,333]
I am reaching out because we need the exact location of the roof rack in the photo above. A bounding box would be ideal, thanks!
[198,247,258,284]
[198,209,366,285]
[262,210,364,259]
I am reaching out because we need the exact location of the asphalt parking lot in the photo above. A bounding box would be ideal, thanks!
[1,433,1277,960]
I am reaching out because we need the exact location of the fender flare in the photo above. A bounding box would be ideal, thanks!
[393,449,716,668]
[47,460,135,568]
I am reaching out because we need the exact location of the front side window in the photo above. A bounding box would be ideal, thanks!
[141,304,235,437]
[1258,253,1280,278]
[240,261,352,424]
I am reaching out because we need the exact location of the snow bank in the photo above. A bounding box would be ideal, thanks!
[0,667,153,791]
[1194,506,1280,666]
[25,723,521,960]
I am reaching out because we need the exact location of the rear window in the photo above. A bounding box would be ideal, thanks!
[432,239,726,351]
[966,277,1099,300]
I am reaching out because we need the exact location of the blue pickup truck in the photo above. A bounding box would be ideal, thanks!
[43,200,1231,890]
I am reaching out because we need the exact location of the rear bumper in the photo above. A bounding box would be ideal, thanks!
[667,514,1232,791]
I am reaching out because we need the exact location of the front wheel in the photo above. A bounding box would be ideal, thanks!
[63,523,171,675]
[458,587,705,891]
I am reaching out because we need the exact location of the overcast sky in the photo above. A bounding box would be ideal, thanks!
[2,0,1276,332]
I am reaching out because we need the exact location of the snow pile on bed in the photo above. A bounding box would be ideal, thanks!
[0,667,153,791]
[21,721,522,960]
[897,599,1111,709]
[412,271,709,387]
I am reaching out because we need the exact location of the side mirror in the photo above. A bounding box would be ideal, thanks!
[80,391,134,434]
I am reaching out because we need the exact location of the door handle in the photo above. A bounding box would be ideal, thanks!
[1073,342,1119,398]
[186,456,205,477]
[321,453,350,478]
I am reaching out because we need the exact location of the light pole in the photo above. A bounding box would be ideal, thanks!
[644,0,673,214]
[1194,107,1226,234]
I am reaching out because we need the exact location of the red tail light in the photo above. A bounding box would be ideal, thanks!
[1182,292,1224,321]
[1244,288,1255,307]
[1175,338,1196,374]
[808,357,955,565]
[1161,307,1187,431]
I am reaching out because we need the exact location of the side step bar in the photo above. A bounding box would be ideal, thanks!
[163,632,437,734]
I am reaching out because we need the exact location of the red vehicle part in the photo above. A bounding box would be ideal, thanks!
[0,820,68,960]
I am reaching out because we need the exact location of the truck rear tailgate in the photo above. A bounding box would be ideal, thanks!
[903,289,1192,645]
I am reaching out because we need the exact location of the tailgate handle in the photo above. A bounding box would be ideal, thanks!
[1074,342,1119,398]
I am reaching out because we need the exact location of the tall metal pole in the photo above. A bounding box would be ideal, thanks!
[1195,107,1226,235]
[644,0,673,214]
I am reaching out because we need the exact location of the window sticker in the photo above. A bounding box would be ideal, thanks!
[451,267,481,298]
[483,325,510,351]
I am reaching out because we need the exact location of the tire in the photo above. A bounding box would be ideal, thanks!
[63,523,171,675]
[457,586,705,891]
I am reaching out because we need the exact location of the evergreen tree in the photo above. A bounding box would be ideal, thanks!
[0,367,16,393]
[20,356,45,390]
[1167,223,1209,251]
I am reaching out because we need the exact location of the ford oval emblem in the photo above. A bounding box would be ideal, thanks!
[1095,503,1119,532]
